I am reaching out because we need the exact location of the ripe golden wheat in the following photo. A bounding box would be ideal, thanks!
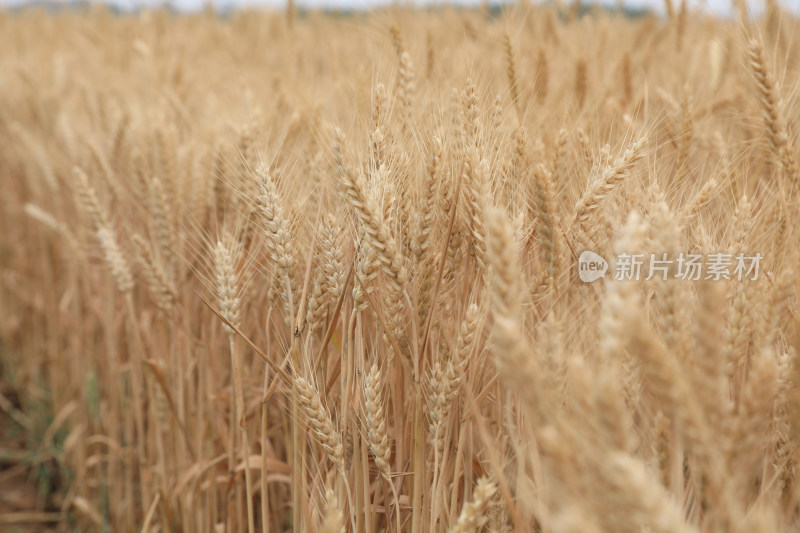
[1,3,800,532]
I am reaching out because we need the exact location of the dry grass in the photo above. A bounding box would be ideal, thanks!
[1,2,800,532]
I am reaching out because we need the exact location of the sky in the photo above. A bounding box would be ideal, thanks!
[0,0,797,17]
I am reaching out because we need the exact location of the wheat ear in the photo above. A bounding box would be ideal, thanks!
[320,489,345,533]
[363,362,402,530]
[363,363,391,477]
[486,207,541,418]
[132,234,176,312]
[573,137,647,226]
[214,238,255,533]
[257,166,297,319]
[296,376,344,471]
[334,130,408,292]
[464,150,491,275]
[533,163,559,287]
[390,25,415,128]
[449,478,497,533]
[503,32,521,118]
[417,138,443,330]
[748,38,799,184]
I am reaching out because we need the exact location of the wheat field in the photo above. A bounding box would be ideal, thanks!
[1,2,799,531]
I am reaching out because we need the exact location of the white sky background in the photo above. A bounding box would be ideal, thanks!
[0,0,797,17]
